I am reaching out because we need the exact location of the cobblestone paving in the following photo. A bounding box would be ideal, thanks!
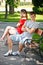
[0,22,43,65]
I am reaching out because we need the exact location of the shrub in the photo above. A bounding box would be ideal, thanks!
[33,6,43,14]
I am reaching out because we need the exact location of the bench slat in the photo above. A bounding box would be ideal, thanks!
[35,29,43,36]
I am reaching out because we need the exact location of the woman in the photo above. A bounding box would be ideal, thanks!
[0,9,28,41]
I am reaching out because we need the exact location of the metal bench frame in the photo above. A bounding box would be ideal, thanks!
[24,29,43,58]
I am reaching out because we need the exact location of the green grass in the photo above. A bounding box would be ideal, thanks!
[36,15,43,22]
[0,12,20,22]
[0,12,43,22]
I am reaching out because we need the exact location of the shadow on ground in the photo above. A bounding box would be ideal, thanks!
[0,22,43,65]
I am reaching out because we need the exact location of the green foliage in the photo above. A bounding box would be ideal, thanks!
[6,0,19,7]
[33,7,43,14]
[19,2,32,6]
[7,0,14,6]
[32,0,43,7]
[32,0,43,14]
[14,0,19,7]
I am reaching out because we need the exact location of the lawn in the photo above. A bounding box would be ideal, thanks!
[0,12,43,22]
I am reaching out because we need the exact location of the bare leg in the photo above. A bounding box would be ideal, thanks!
[18,43,24,52]
[0,26,16,41]
[4,36,13,56]
[0,26,11,40]
[12,42,32,56]
[7,37,24,52]
[7,36,13,51]
[5,34,10,45]
[12,42,24,56]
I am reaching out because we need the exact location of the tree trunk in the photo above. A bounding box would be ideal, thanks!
[5,1,8,19]
[9,5,14,14]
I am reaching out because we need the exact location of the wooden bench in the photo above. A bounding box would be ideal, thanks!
[24,28,43,57]
[31,29,43,48]
[35,28,43,36]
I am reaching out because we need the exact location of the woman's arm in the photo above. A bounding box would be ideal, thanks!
[16,23,20,27]
[22,24,26,32]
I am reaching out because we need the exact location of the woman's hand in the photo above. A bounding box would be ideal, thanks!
[22,26,27,32]
[16,23,20,27]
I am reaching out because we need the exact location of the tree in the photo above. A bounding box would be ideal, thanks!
[32,0,43,14]
[7,0,14,14]
[5,0,19,18]
[5,0,8,19]
[7,0,19,14]
[32,0,43,7]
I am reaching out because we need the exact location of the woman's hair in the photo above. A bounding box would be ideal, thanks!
[21,9,28,19]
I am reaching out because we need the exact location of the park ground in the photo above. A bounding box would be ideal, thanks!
[0,22,43,65]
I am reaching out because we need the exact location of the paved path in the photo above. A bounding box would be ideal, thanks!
[0,22,43,65]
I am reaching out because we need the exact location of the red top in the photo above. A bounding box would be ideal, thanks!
[16,18,26,34]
